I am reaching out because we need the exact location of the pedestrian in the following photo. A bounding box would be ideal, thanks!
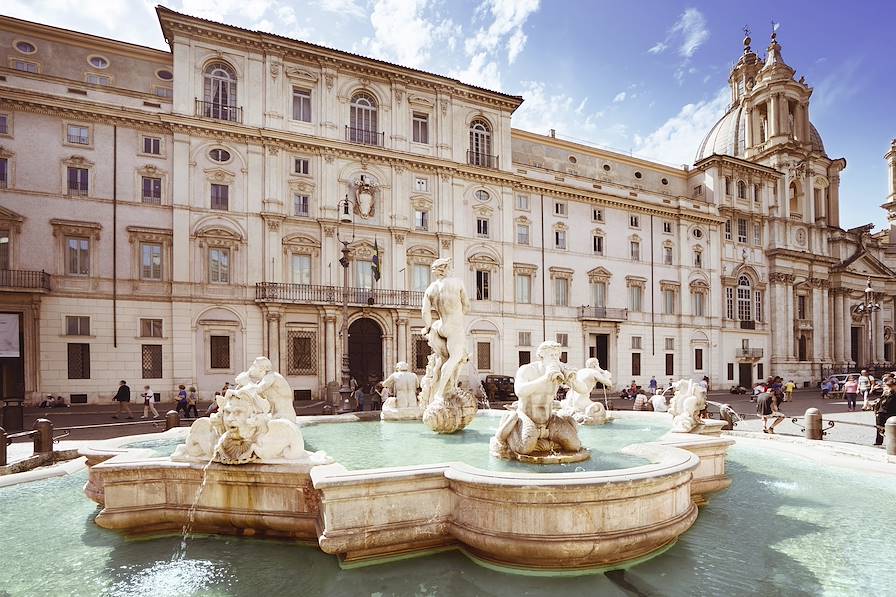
[141,385,160,418]
[112,380,133,419]
[784,379,796,402]
[633,391,652,411]
[176,384,189,417]
[372,382,384,411]
[649,390,668,412]
[648,376,657,393]
[842,375,858,411]
[821,378,833,400]
[703,376,711,392]
[873,375,896,446]
[756,391,783,434]
[354,384,366,411]
[858,369,872,410]
[186,386,199,418]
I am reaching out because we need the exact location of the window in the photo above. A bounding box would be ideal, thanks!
[476,270,490,300]
[411,264,430,291]
[555,277,569,306]
[724,177,731,195]
[67,343,90,379]
[554,202,567,216]
[516,194,530,210]
[469,118,493,166]
[663,246,673,265]
[141,344,162,379]
[592,208,604,222]
[415,177,428,192]
[0,230,9,268]
[737,219,748,243]
[737,180,747,199]
[291,254,311,284]
[755,290,763,322]
[593,235,604,255]
[727,363,734,380]
[665,353,674,376]
[515,273,531,304]
[86,73,111,86]
[695,348,704,370]
[349,91,378,143]
[287,331,317,375]
[665,337,674,351]
[156,69,173,81]
[295,158,310,175]
[0,158,7,189]
[66,237,89,275]
[663,221,672,233]
[142,177,162,204]
[88,56,109,69]
[476,217,490,238]
[209,335,230,369]
[414,336,431,370]
[726,287,734,319]
[154,86,173,99]
[519,332,531,346]
[692,228,704,239]
[477,342,491,370]
[65,316,90,336]
[292,88,312,122]
[210,183,229,210]
[555,230,566,250]
[694,250,703,268]
[630,240,640,261]
[67,125,89,145]
[692,291,705,317]
[693,185,703,197]
[797,294,807,319]
[354,260,374,289]
[0,114,7,135]
[14,60,38,73]
[140,243,162,280]
[140,318,163,338]
[412,112,429,144]
[294,194,310,217]
[67,167,89,195]
[753,223,761,245]
[724,220,732,240]
[518,351,531,366]
[662,289,676,315]
[737,276,752,321]
[414,209,429,231]
[209,148,231,162]
[631,336,642,350]
[630,215,640,228]
[629,285,642,312]
[591,281,607,307]
[475,190,490,202]
[143,137,161,155]
[15,41,36,54]
[631,352,641,376]
[754,184,761,203]
[516,224,530,245]
[208,248,230,283]
[203,62,238,121]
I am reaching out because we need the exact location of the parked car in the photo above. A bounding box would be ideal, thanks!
[482,375,516,402]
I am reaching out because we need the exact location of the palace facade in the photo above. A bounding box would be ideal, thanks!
[1,9,894,404]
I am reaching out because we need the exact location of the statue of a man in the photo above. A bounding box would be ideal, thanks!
[561,357,613,425]
[382,361,419,409]
[420,258,470,404]
[231,356,296,424]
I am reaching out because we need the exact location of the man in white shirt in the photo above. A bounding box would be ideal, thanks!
[858,370,872,411]
[650,391,668,412]
[141,385,160,418]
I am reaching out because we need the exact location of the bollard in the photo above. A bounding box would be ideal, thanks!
[804,407,823,440]
[33,418,53,453]
[885,416,896,456]
[0,426,6,467]
[165,410,181,431]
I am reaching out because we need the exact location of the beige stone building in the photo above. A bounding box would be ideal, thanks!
[0,11,893,404]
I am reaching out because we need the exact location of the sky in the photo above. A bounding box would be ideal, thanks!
[5,0,894,230]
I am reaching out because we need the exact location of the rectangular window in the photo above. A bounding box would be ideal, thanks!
[518,351,531,366]
[411,263,430,291]
[629,285,642,312]
[695,348,704,370]
[291,254,311,284]
[412,112,429,144]
[415,177,428,192]
[476,218,490,238]
[693,292,705,317]
[694,251,703,268]
[209,335,230,369]
[295,158,310,175]
[67,125,89,145]
[753,223,761,245]
[141,344,162,378]
[292,88,312,122]
[631,336,642,350]
[0,114,6,135]
[798,294,807,319]
[0,158,7,189]
[591,281,606,307]
[476,270,490,300]
[0,230,9,268]
[67,167,89,195]
[555,230,566,249]
[354,260,374,289]
[210,184,229,211]
[65,316,90,336]
[14,60,38,73]
[665,337,674,351]
[755,290,763,323]
[726,287,734,319]
[294,194,310,217]
[414,210,429,231]
[154,86,173,98]
[554,277,569,306]
[727,363,734,381]
[143,137,161,155]
[593,235,604,255]
[742,339,750,350]
[141,243,162,280]
[286,331,317,375]
[665,353,674,376]
[516,194,530,210]
[477,342,491,371]
[693,185,703,197]
[663,246,673,265]
[592,208,604,222]
[630,241,640,261]
[140,318,163,338]
[757,363,764,380]
[66,237,89,276]
[557,333,569,347]
[737,218,748,243]
[208,248,230,283]
[724,220,732,240]
[86,73,110,86]
[725,177,731,195]
[554,202,567,216]
[663,289,676,315]
[663,221,672,233]
[516,224,530,245]
[142,176,162,204]
[631,352,641,376]
[754,184,761,203]
[67,343,90,379]
[630,215,640,228]
[518,331,531,346]
[515,274,531,304]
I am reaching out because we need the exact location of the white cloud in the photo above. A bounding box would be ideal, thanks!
[450,52,502,89]
[633,87,728,165]
[672,8,709,58]
[357,0,459,68]
[512,80,605,137]
[647,41,668,54]
[464,0,540,62]
[811,57,865,116]
[613,91,627,103]
[315,0,367,19]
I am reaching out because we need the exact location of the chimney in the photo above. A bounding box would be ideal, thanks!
[549,128,556,138]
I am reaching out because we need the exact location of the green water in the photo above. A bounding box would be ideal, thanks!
[1,441,894,596]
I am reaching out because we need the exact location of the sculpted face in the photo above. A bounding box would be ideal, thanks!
[222,401,253,439]
[430,258,451,279]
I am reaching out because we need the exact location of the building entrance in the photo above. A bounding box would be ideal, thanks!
[0,313,24,399]
[738,363,752,389]
[588,334,610,388]
[348,318,383,387]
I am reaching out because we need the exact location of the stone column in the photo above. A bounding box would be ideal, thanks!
[324,314,337,384]
[832,289,843,362]
[266,311,282,373]
[842,293,852,365]
[383,332,394,379]
[768,96,779,137]
[875,305,885,362]
[812,285,823,361]
[786,280,796,359]
[396,318,408,363]
[779,94,790,136]
[769,277,783,360]
[744,107,753,148]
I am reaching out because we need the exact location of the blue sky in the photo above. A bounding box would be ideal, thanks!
[6,0,893,229]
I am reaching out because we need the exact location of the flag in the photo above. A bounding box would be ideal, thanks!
[372,239,382,282]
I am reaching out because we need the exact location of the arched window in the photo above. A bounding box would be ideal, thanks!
[736,275,752,321]
[203,62,238,121]
[349,91,378,144]
[468,118,493,167]
[737,180,747,199]
[789,181,800,214]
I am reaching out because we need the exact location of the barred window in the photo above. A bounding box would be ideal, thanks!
[477,342,491,370]
[209,335,230,369]
[141,344,162,378]
[287,330,317,375]
[413,335,431,371]
[67,343,90,379]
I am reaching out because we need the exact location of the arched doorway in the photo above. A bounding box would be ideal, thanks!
[348,317,383,386]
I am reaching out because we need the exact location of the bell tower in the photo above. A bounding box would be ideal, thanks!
[884,139,896,252]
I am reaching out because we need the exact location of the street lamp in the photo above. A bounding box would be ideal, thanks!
[336,194,355,413]
[852,277,881,368]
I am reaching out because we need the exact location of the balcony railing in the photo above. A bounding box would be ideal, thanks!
[578,306,628,322]
[256,283,422,308]
[0,270,51,291]
[195,99,242,123]
[345,126,384,147]
[467,150,499,169]
[739,320,756,330]
[736,348,764,359]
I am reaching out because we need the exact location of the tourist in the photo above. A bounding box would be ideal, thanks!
[175,384,189,417]
[354,384,366,411]
[703,376,711,392]
[372,382,384,411]
[858,369,872,410]
[140,385,159,419]
[38,394,54,408]
[221,382,231,397]
[632,391,652,411]
[207,393,220,416]
[821,378,833,400]
[186,386,199,418]
[649,390,668,412]
[756,391,784,433]
[112,380,133,419]
[873,375,896,446]
[52,395,68,408]
[843,375,858,411]
[784,379,796,402]
[648,376,657,393]
[629,380,638,396]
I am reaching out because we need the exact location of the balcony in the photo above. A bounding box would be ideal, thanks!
[256,283,422,308]
[345,126,384,147]
[467,150,499,169]
[578,306,628,322]
[736,348,764,359]
[195,99,242,123]
[0,270,51,292]
[739,320,756,330]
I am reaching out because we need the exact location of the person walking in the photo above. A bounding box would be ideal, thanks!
[843,376,858,412]
[112,380,133,419]
[756,391,784,434]
[784,379,796,402]
[140,385,160,418]
[648,376,658,394]
[186,386,199,418]
[874,375,896,446]
[858,369,872,410]
[176,384,189,417]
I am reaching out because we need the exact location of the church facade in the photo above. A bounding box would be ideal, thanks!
[0,9,893,404]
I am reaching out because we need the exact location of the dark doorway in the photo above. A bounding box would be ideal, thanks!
[798,335,808,362]
[348,318,383,385]
[738,363,752,388]
[850,326,861,365]
[590,334,610,388]
[0,313,25,399]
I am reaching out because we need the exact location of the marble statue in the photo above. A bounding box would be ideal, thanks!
[491,341,590,463]
[559,357,613,425]
[668,379,708,433]
[381,361,422,421]
[172,356,331,465]
[419,258,478,433]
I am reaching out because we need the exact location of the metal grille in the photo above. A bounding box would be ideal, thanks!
[477,342,491,371]
[413,336,431,372]
[67,343,90,379]
[287,330,317,375]
[141,344,162,379]
[210,335,230,369]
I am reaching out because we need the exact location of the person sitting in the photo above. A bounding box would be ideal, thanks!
[52,395,69,408]
[206,393,221,416]
[38,395,54,408]
[632,392,653,411]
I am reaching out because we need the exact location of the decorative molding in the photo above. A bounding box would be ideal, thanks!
[284,66,319,83]
[408,94,434,107]
[468,253,500,271]
[513,262,538,275]
[411,195,432,210]
[323,225,336,237]
[394,233,405,245]
[126,225,172,245]
[586,266,612,283]
[50,218,101,239]
[659,280,681,291]
[406,244,437,265]
[625,275,647,287]
[769,272,796,284]
[548,266,574,280]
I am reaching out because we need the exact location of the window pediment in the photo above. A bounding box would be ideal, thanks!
[411,195,432,210]
[515,215,531,225]
[50,218,101,239]
[468,253,499,271]
[553,222,568,232]
[408,94,434,107]
[284,66,319,83]
[659,280,680,291]
[63,155,95,168]
[288,178,315,193]
[137,164,166,177]
[204,167,235,183]
[513,262,537,275]
[407,244,437,265]
[549,266,573,279]
[689,279,710,291]
[587,266,612,283]
[349,239,377,260]
[0,145,13,159]
[127,225,172,245]
[626,275,647,287]
[473,204,493,217]
[282,234,320,256]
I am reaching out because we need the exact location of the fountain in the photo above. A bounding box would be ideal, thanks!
[379,361,421,421]
[559,357,614,425]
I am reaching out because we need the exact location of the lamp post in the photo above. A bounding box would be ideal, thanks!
[853,277,881,368]
[336,195,355,413]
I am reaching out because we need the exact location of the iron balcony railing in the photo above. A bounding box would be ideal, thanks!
[578,306,628,321]
[345,126,385,147]
[0,270,51,291]
[195,99,243,123]
[467,150,499,169]
[736,348,764,359]
[739,320,757,330]
[256,283,423,308]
